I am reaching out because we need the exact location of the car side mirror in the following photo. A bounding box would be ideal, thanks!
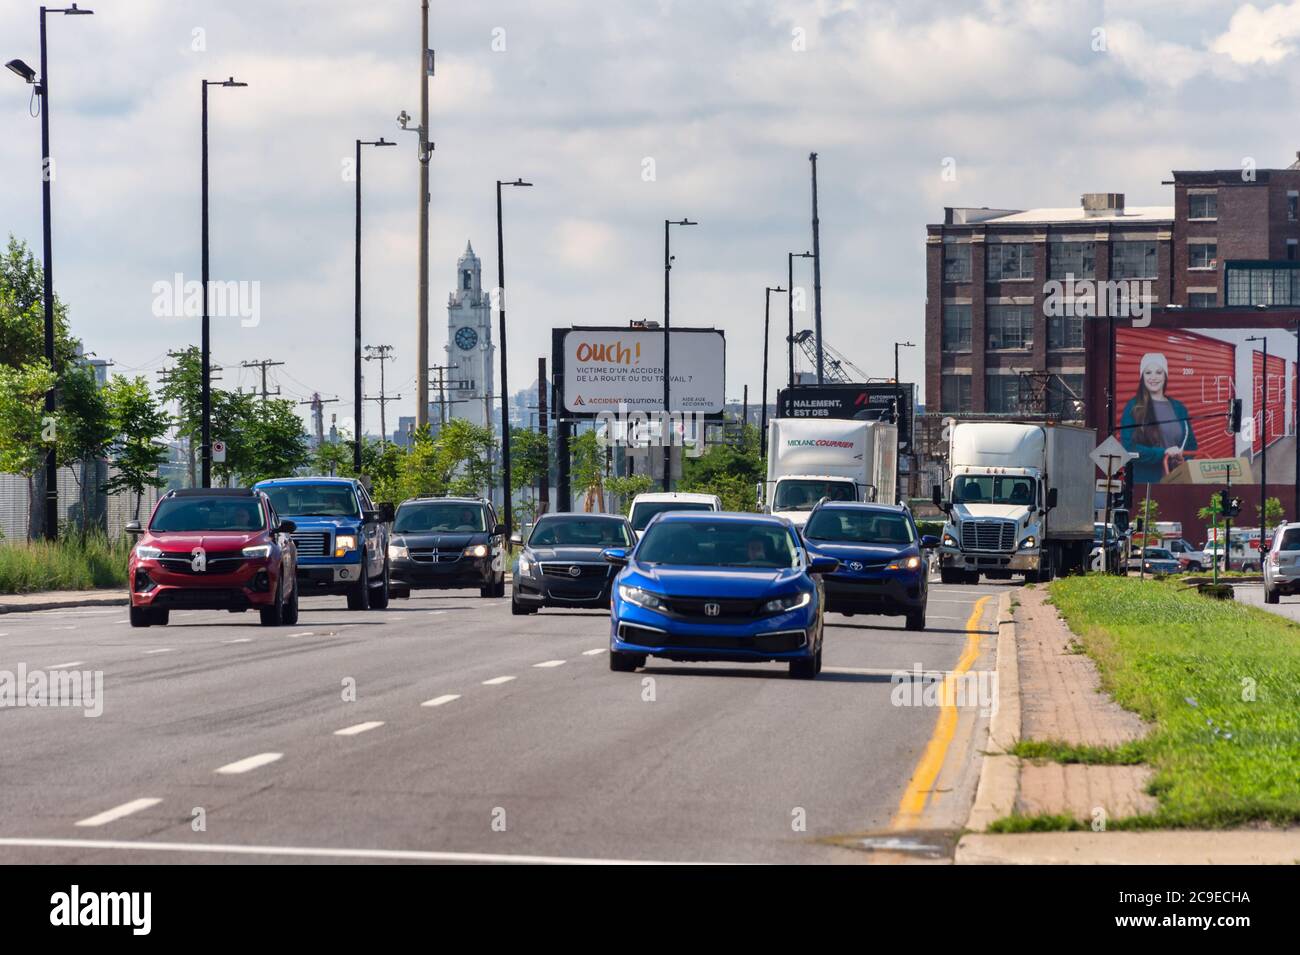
[920,535,939,549]
[808,555,839,575]
[754,481,764,510]
[493,523,507,536]
[363,509,380,523]
[279,519,297,534]
[602,547,629,567]
[124,520,143,535]
[377,502,396,523]
[1046,487,1059,511]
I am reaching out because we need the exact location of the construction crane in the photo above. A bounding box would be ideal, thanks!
[790,329,874,384]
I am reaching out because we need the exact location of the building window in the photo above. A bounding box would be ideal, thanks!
[985,375,1021,413]
[986,305,1033,350]
[1188,242,1217,270]
[1289,192,1298,221]
[1188,292,1217,309]
[1111,241,1158,280]
[1288,240,1298,262]
[941,375,972,414]
[986,243,1034,281]
[1047,313,1085,349]
[1226,264,1300,306]
[1049,240,1095,280]
[943,244,971,283]
[942,305,972,352]
[1188,193,1217,219]
[462,270,472,290]
[1046,374,1084,419]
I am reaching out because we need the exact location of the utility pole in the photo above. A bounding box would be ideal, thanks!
[894,341,915,503]
[429,363,455,428]
[761,285,786,459]
[363,344,395,444]
[1246,335,1269,552]
[496,178,533,537]
[416,1,433,428]
[299,393,339,447]
[538,356,549,518]
[663,217,698,492]
[809,152,824,385]
[240,358,283,400]
[787,251,812,387]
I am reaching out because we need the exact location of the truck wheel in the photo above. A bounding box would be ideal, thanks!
[369,558,390,609]
[964,571,981,585]
[346,556,371,610]
[1265,587,1280,604]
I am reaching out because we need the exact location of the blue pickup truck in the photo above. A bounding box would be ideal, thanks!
[254,477,394,610]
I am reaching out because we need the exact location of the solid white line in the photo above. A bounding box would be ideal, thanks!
[223,638,253,644]
[427,610,447,615]
[533,660,565,668]
[143,648,174,655]
[0,836,711,866]
[46,661,85,669]
[481,676,516,686]
[287,631,313,638]
[215,752,283,775]
[421,694,460,707]
[582,648,606,656]
[74,798,162,828]
[334,721,384,737]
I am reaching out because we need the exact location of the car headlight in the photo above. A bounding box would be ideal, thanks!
[241,544,272,559]
[135,544,162,560]
[619,584,667,612]
[517,555,532,575]
[887,555,922,571]
[388,543,408,559]
[335,534,358,557]
[463,544,489,559]
[761,592,812,614]
[942,533,958,547]
[1020,535,1037,550]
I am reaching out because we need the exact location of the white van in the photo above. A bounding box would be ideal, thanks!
[628,492,722,540]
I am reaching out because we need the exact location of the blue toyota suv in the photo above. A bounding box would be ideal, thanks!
[254,477,393,610]
[800,501,935,630]
[603,512,837,679]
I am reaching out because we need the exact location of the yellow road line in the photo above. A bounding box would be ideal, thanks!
[891,595,990,830]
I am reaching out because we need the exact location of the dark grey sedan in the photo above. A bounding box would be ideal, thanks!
[511,513,635,615]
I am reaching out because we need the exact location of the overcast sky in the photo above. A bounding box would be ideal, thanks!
[3,0,1299,434]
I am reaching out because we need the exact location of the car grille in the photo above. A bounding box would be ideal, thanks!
[960,520,1015,552]
[660,596,765,621]
[540,562,609,579]
[618,623,805,653]
[153,588,246,608]
[407,547,464,564]
[156,551,248,574]
[291,532,329,557]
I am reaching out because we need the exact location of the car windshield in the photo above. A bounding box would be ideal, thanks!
[261,483,358,518]
[772,479,856,511]
[529,518,631,548]
[394,503,487,533]
[151,496,266,532]
[1144,548,1173,559]
[804,509,914,544]
[952,475,1036,506]
[637,520,798,568]
[629,500,714,531]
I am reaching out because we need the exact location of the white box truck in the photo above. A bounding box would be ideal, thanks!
[761,418,898,530]
[933,422,1094,583]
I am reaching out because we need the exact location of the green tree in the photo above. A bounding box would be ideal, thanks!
[0,360,58,534]
[157,345,204,486]
[314,437,353,478]
[679,423,764,512]
[437,419,494,497]
[0,236,80,369]
[510,426,549,498]
[209,389,257,486]
[569,429,604,510]
[57,362,114,531]
[1256,496,1286,530]
[606,473,652,512]
[102,374,169,520]
[242,398,310,484]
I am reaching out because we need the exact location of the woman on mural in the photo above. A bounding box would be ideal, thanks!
[1119,352,1198,483]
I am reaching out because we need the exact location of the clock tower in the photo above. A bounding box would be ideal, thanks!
[441,240,495,430]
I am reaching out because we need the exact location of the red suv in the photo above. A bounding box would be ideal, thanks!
[126,488,299,628]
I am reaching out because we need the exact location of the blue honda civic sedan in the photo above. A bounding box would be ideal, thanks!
[602,512,838,679]
[800,501,936,631]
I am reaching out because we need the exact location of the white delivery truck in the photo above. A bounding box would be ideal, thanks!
[761,418,898,530]
[933,422,1094,583]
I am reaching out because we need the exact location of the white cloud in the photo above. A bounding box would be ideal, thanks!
[1210,1,1300,64]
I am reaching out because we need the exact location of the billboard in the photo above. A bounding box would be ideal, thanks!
[555,327,725,415]
[1113,326,1296,486]
[776,383,915,453]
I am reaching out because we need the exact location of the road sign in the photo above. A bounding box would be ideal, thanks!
[776,383,916,453]
[212,439,227,463]
[1096,478,1122,494]
[1090,435,1136,473]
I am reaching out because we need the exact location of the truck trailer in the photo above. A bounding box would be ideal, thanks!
[761,418,898,530]
[932,421,1094,583]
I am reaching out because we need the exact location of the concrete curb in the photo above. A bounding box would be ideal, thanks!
[0,592,127,614]
[955,830,1300,865]
[962,590,1020,833]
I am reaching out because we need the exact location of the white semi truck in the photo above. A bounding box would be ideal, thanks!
[933,421,1095,583]
[761,418,898,530]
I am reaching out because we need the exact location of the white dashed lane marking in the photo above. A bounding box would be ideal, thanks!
[533,660,565,668]
[582,648,606,656]
[75,798,162,828]
[481,676,516,686]
[215,753,283,775]
[143,648,174,655]
[334,721,384,737]
[421,694,460,707]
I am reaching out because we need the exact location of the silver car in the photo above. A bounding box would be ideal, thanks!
[1263,523,1300,604]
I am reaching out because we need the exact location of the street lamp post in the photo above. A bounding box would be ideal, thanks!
[894,341,915,504]
[6,3,94,538]
[496,178,532,538]
[1246,335,1268,552]
[200,76,246,488]
[353,137,396,473]
[786,251,812,388]
[760,285,786,459]
[663,218,698,492]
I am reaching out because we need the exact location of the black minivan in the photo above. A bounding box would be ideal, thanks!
[388,497,507,597]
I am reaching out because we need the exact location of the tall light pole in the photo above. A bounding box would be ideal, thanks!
[894,340,915,504]
[496,178,532,537]
[6,4,93,538]
[663,218,698,492]
[200,76,246,488]
[1247,335,1268,551]
[787,251,812,387]
[353,137,396,473]
[761,285,786,459]
[809,152,825,384]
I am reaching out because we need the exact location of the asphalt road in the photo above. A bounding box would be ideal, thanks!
[0,579,1001,864]
[1232,582,1300,624]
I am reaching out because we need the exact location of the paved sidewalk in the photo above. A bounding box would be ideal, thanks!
[0,589,125,614]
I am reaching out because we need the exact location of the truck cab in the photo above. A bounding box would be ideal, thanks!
[767,476,861,530]
[254,477,394,610]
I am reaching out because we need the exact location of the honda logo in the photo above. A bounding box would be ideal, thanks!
[704,602,721,617]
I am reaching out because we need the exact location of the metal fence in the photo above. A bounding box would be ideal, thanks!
[0,463,163,542]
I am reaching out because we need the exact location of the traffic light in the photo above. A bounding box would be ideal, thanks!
[1219,489,1230,514]
[1228,398,1243,433]
[1230,497,1242,517]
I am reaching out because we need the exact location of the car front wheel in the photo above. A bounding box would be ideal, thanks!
[609,650,644,672]
[347,555,371,610]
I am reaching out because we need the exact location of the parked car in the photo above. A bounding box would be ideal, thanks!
[1166,538,1206,571]
[603,512,837,678]
[1263,522,1300,604]
[255,477,393,610]
[387,496,506,597]
[627,492,721,540]
[1092,522,1125,574]
[510,512,635,614]
[800,501,933,630]
[1138,547,1180,575]
[125,487,298,627]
